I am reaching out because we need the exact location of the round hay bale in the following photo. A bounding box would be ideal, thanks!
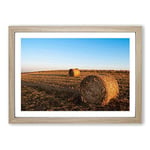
[69,68,80,77]
[80,75,119,105]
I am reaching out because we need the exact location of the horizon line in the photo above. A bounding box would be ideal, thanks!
[21,68,129,73]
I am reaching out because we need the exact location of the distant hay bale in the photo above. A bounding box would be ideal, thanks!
[80,75,119,105]
[69,68,80,77]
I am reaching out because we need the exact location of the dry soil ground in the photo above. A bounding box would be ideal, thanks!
[21,70,129,111]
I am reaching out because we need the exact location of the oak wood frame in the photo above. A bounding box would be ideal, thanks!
[9,26,142,123]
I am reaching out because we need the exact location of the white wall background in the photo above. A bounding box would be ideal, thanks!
[0,0,148,150]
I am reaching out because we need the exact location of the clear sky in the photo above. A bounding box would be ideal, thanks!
[21,38,129,72]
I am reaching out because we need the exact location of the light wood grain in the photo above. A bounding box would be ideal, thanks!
[135,27,142,123]
[9,25,141,32]
[9,27,15,123]
[9,26,142,123]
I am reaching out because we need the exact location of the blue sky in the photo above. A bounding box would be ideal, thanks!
[21,38,129,72]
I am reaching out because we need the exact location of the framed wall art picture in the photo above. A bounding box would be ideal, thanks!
[9,26,142,123]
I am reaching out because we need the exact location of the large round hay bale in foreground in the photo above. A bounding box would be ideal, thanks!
[69,68,80,77]
[80,75,119,105]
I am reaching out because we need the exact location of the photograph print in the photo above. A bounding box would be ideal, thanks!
[21,35,130,111]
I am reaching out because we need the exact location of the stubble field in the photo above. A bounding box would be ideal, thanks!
[21,70,129,111]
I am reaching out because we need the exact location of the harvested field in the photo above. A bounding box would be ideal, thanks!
[21,70,130,111]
